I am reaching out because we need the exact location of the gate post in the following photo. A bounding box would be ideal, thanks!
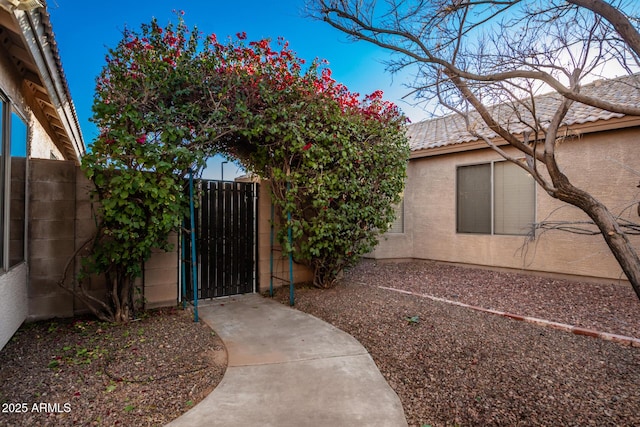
[286,181,294,306]
[189,169,199,322]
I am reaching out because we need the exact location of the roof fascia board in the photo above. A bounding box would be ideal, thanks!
[16,8,84,161]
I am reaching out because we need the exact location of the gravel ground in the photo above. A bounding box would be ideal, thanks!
[0,307,226,427]
[3,259,640,427]
[270,259,640,427]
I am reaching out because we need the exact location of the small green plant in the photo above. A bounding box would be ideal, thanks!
[47,359,60,369]
[60,344,107,365]
[47,322,59,333]
[134,286,147,310]
[106,384,117,393]
[124,404,135,412]
[406,315,420,325]
[186,400,194,407]
[73,320,92,336]
[76,347,89,361]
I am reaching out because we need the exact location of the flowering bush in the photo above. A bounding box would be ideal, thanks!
[82,17,225,322]
[207,36,409,287]
[81,15,408,320]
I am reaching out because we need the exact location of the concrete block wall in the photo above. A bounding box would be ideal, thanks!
[28,159,77,319]
[72,171,106,304]
[27,159,179,320]
[26,160,316,322]
[0,265,27,350]
[142,233,179,308]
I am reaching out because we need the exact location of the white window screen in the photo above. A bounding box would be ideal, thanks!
[493,161,535,235]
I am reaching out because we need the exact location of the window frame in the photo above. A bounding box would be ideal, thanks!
[456,159,536,236]
[0,94,5,267]
[8,107,28,268]
[0,91,29,271]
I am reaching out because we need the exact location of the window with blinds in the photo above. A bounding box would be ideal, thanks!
[457,161,535,235]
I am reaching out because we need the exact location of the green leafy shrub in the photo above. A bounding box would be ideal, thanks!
[80,15,408,321]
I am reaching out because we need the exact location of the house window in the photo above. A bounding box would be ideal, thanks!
[9,110,27,267]
[456,161,535,235]
[0,93,28,269]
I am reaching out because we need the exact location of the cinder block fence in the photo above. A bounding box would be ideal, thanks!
[27,159,180,320]
[26,159,312,321]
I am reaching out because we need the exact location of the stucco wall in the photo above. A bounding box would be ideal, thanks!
[29,121,64,160]
[0,264,27,349]
[256,180,313,291]
[0,46,25,112]
[371,126,640,284]
[0,8,83,349]
[0,42,63,161]
[0,44,56,348]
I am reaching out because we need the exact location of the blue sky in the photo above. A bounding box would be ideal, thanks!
[47,1,428,179]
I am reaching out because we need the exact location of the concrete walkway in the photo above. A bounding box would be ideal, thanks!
[167,294,408,427]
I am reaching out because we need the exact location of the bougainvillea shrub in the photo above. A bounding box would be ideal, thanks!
[82,15,408,320]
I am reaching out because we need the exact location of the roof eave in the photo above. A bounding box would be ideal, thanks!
[2,3,85,163]
[409,115,640,160]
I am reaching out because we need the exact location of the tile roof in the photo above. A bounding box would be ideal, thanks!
[3,2,86,159]
[407,74,640,152]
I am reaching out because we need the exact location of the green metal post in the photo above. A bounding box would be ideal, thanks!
[288,210,294,306]
[269,202,274,297]
[189,170,199,322]
[287,182,294,306]
[181,224,187,310]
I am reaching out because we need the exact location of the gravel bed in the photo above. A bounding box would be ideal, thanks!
[270,259,640,427]
[0,307,226,427]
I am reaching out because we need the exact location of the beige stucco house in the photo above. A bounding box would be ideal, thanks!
[0,0,85,349]
[370,75,640,286]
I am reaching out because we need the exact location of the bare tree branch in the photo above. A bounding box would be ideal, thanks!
[567,0,640,59]
[311,0,640,300]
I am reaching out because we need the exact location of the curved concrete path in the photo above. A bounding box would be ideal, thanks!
[167,293,408,427]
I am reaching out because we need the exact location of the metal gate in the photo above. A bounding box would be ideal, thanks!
[184,179,259,299]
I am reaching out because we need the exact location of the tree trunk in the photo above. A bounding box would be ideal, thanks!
[312,262,338,289]
[588,205,640,299]
[554,180,640,300]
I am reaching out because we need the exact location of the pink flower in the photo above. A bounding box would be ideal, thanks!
[136,135,146,144]
[302,142,313,151]
[237,31,247,40]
